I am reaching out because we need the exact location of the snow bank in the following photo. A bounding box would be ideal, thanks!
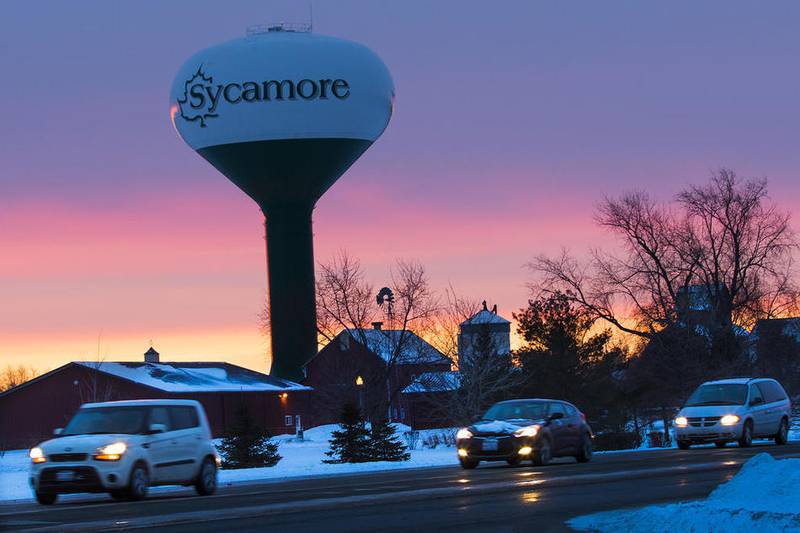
[569,453,800,532]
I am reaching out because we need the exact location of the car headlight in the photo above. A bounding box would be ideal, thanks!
[514,425,540,438]
[674,416,688,428]
[720,415,740,426]
[95,442,127,461]
[29,447,46,464]
[456,428,473,440]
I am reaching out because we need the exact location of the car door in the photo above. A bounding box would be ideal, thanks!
[748,384,769,436]
[561,403,582,448]
[168,406,202,481]
[146,406,182,483]
[547,403,570,452]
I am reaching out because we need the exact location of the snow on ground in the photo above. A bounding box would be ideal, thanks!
[569,452,800,532]
[0,424,457,503]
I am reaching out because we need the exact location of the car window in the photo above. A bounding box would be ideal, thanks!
[757,381,787,403]
[169,406,199,430]
[149,407,172,431]
[563,404,578,417]
[749,384,764,405]
[550,403,567,416]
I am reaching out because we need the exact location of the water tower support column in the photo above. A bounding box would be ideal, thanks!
[263,204,318,382]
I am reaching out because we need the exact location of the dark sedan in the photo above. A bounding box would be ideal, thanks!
[455,399,593,469]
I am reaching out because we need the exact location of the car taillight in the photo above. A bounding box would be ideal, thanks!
[580,412,587,422]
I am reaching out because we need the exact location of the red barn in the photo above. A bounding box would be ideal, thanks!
[304,324,452,423]
[0,348,312,450]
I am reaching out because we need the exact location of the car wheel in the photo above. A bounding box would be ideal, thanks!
[738,420,753,448]
[775,418,789,446]
[714,441,727,448]
[126,462,149,501]
[109,490,127,501]
[35,491,57,505]
[575,434,592,463]
[677,441,691,450]
[533,438,551,466]
[459,457,479,469]
[194,458,217,496]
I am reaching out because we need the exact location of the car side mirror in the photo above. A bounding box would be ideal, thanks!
[53,428,63,436]
[148,423,167,434]
[546,412,564,425]
[750,397,764,407]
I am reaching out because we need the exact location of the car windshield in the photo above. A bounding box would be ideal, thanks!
[684,384,748,407]
[62,406,149,436]
[482,401,548,421]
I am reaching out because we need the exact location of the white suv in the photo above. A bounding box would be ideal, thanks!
[29,399,220,505]
[674,378,792,449]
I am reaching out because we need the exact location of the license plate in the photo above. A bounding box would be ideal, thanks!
[56,470,75,482]
[482,438,498,451]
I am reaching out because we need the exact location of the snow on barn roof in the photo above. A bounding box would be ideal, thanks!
[345,329,450,365]
[75,361,310,393]
[402,371,461,394]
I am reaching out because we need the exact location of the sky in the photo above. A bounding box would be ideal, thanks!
[2,1,800,374]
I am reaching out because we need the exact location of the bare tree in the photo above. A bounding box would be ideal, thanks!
[76,333,115,403]
[446,324,523,425]
[0,364,38,392]
[426,284,480,368]
[316,252,378,346]
[530,170,798,443]
[531,170,798,339]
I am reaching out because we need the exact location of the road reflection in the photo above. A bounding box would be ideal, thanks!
[520,491,540,504]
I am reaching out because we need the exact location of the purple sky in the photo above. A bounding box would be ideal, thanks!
[2,1,799,372]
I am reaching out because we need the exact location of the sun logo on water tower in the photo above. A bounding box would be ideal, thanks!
[176,66,219,128]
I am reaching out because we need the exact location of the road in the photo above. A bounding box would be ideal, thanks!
[2,442,799,532]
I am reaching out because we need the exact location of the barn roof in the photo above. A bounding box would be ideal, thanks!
[73,361,310,393]
[402,371,461,394]
[345,329,450,365]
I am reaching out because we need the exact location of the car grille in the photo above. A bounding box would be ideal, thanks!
[39,467,102,492]
[49,453,88,462]
[687,416,722,428]
[466,436,515,457]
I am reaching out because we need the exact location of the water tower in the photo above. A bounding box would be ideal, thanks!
[170,24,394,381]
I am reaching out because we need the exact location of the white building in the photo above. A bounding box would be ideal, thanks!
[457,301,511,369]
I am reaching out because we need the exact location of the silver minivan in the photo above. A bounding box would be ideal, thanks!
[674,378,792,449]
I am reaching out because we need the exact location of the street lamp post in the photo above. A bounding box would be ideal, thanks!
[355,375,365,414]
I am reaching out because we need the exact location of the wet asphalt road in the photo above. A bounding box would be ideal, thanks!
[2,442,799,533]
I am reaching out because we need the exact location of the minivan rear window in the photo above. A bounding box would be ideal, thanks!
[685,384,748,407]
[757,381,787,403]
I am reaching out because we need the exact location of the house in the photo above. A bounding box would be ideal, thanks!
[400,371,462,429]
[401,303,513,428]
[748,317,800,393]
[0,348,311,450]
[457,301,512,368]
[304,323,452,423]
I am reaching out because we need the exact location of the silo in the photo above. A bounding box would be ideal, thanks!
[170,24,394,381]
